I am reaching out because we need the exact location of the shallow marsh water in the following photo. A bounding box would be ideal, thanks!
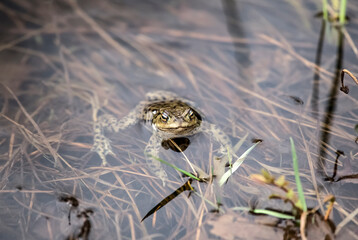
[0,0,357,239]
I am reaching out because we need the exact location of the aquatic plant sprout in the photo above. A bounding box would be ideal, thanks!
[322,0,328,20]
[233,137,310,221]
[290,137,307,212]
[339,0,347,24]
[321,0,347,24]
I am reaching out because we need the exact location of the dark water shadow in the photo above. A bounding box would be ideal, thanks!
[317,27,344,179]
[59,195,93,240]
[161,137,191,152]
[141,179,194,222]
[311,19,326,118]
[221,0,251,73]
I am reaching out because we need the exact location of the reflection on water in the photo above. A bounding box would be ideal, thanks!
[311,19,325,119]
[221,0,251,69]
[141,179,193,222]
[317,28,344,177]
[324,150,344,181]
[0,0,357,239]
[59,195,80,225]
[59,195,93,240]
[161,137,191,152]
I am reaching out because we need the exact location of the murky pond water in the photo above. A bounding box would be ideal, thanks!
[0,0,357,239]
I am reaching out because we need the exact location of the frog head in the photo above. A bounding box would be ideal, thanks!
[150,101,202,135]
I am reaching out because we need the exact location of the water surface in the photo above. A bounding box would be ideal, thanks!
[0,0,357,239]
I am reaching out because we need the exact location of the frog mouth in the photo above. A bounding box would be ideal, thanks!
[160,126,187,131]
[159,125,198,134]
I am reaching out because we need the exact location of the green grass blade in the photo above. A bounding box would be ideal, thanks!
[219,143,259,186]
[322,0,328,21]
[339,0,347,25]
[251,209,296,220]
[149,155,201,181]
[232,207,296,220]
[290,137,307,212]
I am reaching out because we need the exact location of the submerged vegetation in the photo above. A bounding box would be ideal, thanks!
[0,0,357,239]
[249,138,335,239]
[142,135,259,221]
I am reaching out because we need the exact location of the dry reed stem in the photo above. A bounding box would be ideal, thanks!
[67,0,133,60]
[2,84,61,167]
[0,0,357,238]
[0,25,53,53]
[298,125,324,213]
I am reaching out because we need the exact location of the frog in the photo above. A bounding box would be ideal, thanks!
[92,91,233,185]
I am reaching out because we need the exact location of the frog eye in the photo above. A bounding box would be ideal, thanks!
[187,109,195,120]
[161,112,169,122]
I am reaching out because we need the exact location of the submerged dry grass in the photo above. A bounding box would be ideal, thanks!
[0,0,357,239]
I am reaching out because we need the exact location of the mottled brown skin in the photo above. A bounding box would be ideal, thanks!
[92,91,232,185]
[144,100,202,136]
